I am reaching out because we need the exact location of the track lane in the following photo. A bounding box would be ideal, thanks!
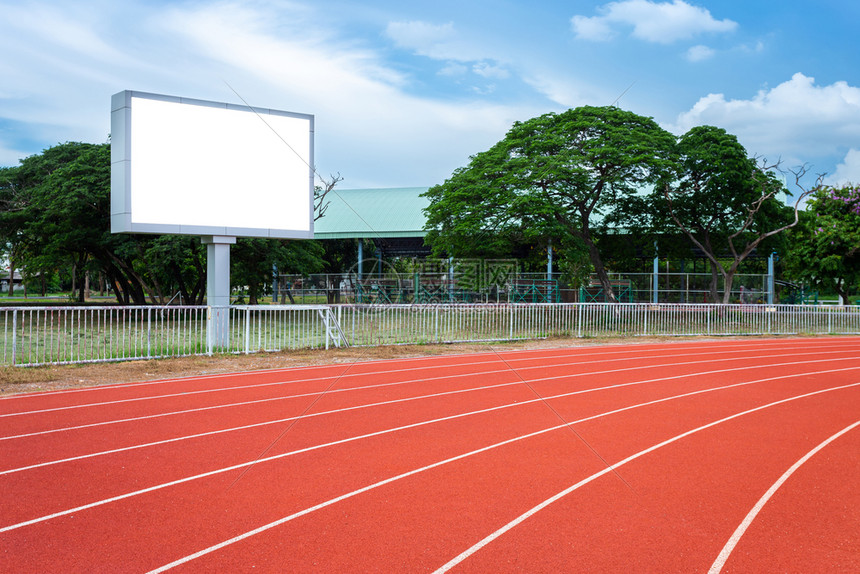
[3,345,855,465]
[3,348,859,523]
[3,361,857,570]
[0,340,856,572]
[2,338,852,416]
[5,353,857,523]
[436,384,860,573]
[713,422,860,574]
[158,379,860,572]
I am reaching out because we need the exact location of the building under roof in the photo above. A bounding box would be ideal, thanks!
[313,187,432,256]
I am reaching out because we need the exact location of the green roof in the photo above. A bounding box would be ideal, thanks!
[313,187,431,239]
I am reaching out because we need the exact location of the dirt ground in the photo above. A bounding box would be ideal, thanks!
[0,336,756,396]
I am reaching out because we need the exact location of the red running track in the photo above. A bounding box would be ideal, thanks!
[1,337,858,572]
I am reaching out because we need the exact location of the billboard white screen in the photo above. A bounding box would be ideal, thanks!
[111,91,313,238]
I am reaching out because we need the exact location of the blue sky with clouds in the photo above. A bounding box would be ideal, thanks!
[2,0,859,193]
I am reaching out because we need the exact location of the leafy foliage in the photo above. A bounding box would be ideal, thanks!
[653,126,799,303]
[424,105,677,301]
[784,184,860,301]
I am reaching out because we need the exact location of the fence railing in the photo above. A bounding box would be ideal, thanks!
[2,303,860,367]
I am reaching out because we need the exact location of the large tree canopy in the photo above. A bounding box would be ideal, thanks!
[424,105,677,300]
[784,183,860,302]
[652,126,801,303]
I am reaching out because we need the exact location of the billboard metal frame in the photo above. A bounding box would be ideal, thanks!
[110,90,314,239]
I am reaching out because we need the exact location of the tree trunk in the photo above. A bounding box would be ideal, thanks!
[721,262,741,305]
[834,279,848,304]
[582,229,616,303]
[590,245,617,303]
[708,261,719,303]
[110,275,128,305]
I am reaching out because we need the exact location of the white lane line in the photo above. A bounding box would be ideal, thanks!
[0,353,856,442]
[0,361,497,418]
[0,379,523,475]
[433,383,860,574]
[3,365,858,535]
[3,357,859,475]
[1,340,843,415]
[150,383,860,574]
[0,366,522,441]
[708,419,860,574]
[0,337,817,401]
[3,346,854,437]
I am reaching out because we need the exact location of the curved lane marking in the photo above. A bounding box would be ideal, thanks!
[3,350,855,441]
[8,366,856,535]
[708,419,860,574]
[4,360,858,475]
[1,342,845,417]
[433,384,860,573]
[1,337,836,401]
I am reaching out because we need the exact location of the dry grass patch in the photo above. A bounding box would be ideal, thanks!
[0,336,731,395]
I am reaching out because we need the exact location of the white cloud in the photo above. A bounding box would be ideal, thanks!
[0,1,540,184]
[0,143,31,167]
[473,61,509,79]
[438,62,468,77]
[827,149,860,186]
[157,4,533,187]
[384,19,496,63]
[521,73,597,108]
[572,0,737,44]
[672,73,860,165]
[385,20,457,59]
[571,15,616,42]
[686,45,715,62]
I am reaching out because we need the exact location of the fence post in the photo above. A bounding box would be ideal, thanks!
[707,305,711,335]
[325,307,331,350]
[643,303,648,335]
[11,309,17,366]
[206,307,213,356]
[244,307,251,354]
[577,303,582,338]
[147,307,152,358]
[767,252,775,305]
[509,304,514,339]
[435,305,440,343]
[652,256,659,304]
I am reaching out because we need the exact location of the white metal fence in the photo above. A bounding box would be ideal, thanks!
[2,303,859,367]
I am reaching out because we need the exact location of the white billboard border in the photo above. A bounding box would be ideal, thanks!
[110,90,315,240]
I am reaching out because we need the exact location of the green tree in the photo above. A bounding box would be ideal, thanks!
[1,143,206,303]
[653,126,804,303]
[0,142,103,301]
[0,165,25,296]
[424,106,677,301]
[232,238,325,304]
[784,183,860,302]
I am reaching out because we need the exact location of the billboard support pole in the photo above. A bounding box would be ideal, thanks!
[203,235,237,350]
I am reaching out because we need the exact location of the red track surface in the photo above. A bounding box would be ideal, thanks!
[1,338,858,572]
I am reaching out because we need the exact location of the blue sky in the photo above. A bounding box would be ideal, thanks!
[2,0,859,194]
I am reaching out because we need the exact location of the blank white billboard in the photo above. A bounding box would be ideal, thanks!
[111,91,313,238]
